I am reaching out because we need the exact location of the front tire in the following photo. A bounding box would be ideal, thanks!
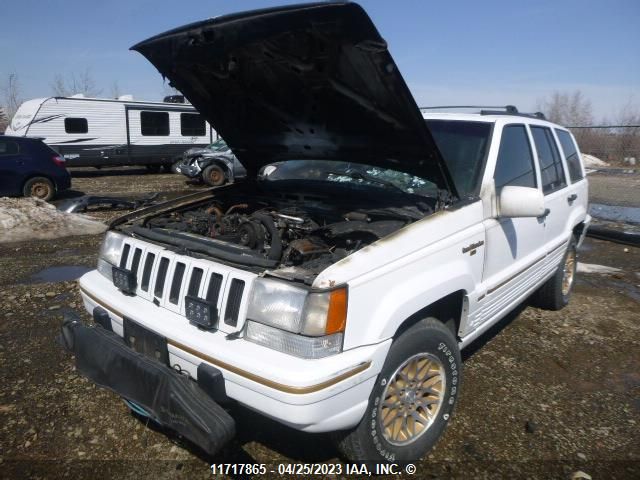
[333,317,461,464]
[532,237,577,310]
[203,164,226,187]
[23,177,55,201]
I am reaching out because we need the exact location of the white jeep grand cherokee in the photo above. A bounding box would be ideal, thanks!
[62,2,590,464]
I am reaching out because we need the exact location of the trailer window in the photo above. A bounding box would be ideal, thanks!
[180,113,206,136]
[140,111,169,136]
[64,118,88,134]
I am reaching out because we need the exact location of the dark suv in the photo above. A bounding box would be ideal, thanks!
[0,136,71,201]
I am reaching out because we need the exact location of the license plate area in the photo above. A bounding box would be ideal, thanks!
[123,317,169,366]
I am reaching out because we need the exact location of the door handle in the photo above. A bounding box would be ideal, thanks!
[538,208,551,219]
[567,193,577,203]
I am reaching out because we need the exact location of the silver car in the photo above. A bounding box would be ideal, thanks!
[174,139,246,186]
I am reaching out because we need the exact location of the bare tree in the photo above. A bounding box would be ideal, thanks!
[110,80,122,99]
[50,68,102,97]
[537,90,597,152]
[613,99,640,162]
[1,73,24,120]
[537,90,594,126]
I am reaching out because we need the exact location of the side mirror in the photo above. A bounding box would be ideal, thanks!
[498,186,545,218]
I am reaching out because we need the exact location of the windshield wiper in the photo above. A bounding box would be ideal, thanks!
[326,170,406,194]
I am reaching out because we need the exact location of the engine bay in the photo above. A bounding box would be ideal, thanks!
[130,185,439,280]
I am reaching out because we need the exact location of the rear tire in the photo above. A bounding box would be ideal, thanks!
[333,317,461,465]
[532,237,577,311]
[23,177,55,201]
[203,164,226,187]
[145,164,161,174]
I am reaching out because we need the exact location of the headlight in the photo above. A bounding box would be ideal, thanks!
[97,231,125,279]
[245,278,348,358]
[246,278,307,332]
[97,258,114,281]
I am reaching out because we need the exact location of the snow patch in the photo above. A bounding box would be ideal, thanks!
[582,154,609,168]
[0,197,107,243]
[577,262,622,274]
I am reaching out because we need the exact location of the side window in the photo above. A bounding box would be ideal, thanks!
[555,130,584,182]
[494,125,537,190]
[64,118,88,134]
[140,111,169,136]
[0,141,19,156]
[180,113,206,136]
[531,126,566,194]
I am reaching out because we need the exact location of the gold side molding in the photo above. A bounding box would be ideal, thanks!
[169,337,371,394]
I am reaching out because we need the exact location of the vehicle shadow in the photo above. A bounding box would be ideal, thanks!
[132,407,337,474]
[461,302,528,362]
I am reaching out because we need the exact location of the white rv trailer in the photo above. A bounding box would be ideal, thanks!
[5,95,216,169]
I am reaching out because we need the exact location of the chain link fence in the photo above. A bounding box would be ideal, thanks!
[569,125,640,166]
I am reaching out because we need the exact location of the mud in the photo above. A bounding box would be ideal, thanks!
[0,169,638,479]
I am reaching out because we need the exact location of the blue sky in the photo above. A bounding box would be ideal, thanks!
[1,0,638,119]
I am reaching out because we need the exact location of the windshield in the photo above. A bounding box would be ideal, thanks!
[208,139,228,151]
[260,160,439,197]
[425,120,492,196]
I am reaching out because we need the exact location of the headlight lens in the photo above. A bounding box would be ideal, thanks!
[246,278,307,332]
[97,231,125,280]
[245,278,348,358]
[97,258,114,281]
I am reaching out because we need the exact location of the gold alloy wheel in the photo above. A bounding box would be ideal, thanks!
[562,249,576,296]
[379,353,446,446]
[30,182,51,199]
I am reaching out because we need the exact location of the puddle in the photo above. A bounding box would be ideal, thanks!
[578,276,640,303]
[24,265,91,284]
[589,203,640,225]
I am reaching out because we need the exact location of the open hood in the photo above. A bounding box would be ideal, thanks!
[131,2,456,194]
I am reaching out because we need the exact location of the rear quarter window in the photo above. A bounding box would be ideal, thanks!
[555,129,584,182]
[0,140,20,155]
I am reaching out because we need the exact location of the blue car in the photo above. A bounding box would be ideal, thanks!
[0,136,71,201]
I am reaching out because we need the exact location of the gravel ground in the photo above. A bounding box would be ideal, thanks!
[588,169,640,207]
[0,169,638,479]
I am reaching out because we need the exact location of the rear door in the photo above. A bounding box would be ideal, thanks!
[529,125,571,253]
[0,139,25,195]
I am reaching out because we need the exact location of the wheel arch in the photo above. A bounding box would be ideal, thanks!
[393,290,467,342]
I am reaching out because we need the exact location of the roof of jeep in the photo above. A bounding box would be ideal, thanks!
[421,111,568,130]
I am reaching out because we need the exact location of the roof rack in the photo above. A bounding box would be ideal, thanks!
[419,105,546,120]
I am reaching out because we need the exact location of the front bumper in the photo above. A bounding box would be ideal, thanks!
[78,270,391,432]
[176,162,201,178]
[60,316,235,456]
